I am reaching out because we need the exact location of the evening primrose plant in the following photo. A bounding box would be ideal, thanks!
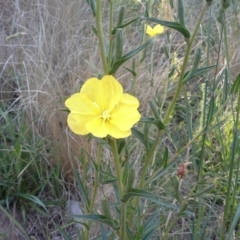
[63,0,240,239]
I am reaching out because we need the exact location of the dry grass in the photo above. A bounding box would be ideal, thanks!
[1,0,240,239]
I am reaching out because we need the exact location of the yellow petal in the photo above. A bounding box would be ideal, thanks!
[153,24,164,35]
[110,93,141,131]
[86,118,108,138]
[86,118,131,138]
[65,93,100,115]
[146,24,164,37]
[65,93,101,135]
[105,122,131,139]
[146,25,155,37]
[67,113,90,135]
[80,75,123,111]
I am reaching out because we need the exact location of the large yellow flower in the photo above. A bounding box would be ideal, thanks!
[145,24,164,37]
[65,75,141,139]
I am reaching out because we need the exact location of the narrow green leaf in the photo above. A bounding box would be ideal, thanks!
[183,65,216,83]
[99,170,116,184]
[114,29,123,61]
[226,194,240,239]
[206,96,215,125]
[91,25,98,37]
[69,214,120,231]
[230,73,240,94]
[102,199,113,220]
[121,188,158,202]
[112,18,139,35]
[108,39,152,75]
[100,224,108,240]
[0,205,30,240]
[85,0,96,16]
[191,185,214,197]
[14,193,47,212]
[117,7,125,27]
[149,99,160,119]
[140,117,165,130]
[55,225,72,240]
[184,48,202,80]
[74,169,90,211]
[178,0,186,28]
[168,66,176,78]
[123,66,136,77]
[142,212,159,240]
[126,225,134,239]
[147,17,190,38]
[121,188,194,216]
[126,168,135,193]
[146,157,180,184]
[162,147,168,168]
[117,138,125,155]
[132,128,148,148]
[142,228,156,240]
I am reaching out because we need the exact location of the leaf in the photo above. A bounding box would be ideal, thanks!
[91,25,98,37]
[123,66,136,77]
[14,193,47,212]
[140,117,165,130]
[121,188,194,216]
[0,205,30,240]
[69,214,120,231]
[85,0,96,16]
[183,65,216,83]
[226,202,240,240]
[142,212,160,240]
[117,139,125,155]
[147,17,190,39]
[126,225,134,239]
[108,40,152,75]
[146,157,180,184]
[132,128,148,148]
[112,18,139,35]
[162,147,168,168]
[55,225,72,240]
[99,170,116,184]
[230,73,240,94]
[74,169,90,211]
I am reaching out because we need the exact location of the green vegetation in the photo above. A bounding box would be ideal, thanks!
[0,0,240,239]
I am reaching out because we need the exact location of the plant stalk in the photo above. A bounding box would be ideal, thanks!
[109,138,126,239]
[96,0,109,74]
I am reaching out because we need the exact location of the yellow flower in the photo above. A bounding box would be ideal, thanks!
[65,75,141,139]
[145,24,164,37]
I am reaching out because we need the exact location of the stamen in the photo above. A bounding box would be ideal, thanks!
[102,110,111,122]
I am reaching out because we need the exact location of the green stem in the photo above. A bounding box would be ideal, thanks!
[131,24,147,94]
[150,42,155,86]
[84,143,102,240]
[129,129,162,226]
[108,0,114,69]
[139,129,161,188]
[89,143,102,212]
[109,138,126,239]
[120,202,127,240]
[96,0,109,74]
[109,138,124,197]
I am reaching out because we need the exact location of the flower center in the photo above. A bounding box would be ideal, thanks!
[101,110,111,122]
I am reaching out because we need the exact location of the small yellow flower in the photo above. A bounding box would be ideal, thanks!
[145,24,164,37]
[65,75,141,139]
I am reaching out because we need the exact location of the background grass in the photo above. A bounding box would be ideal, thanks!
[0,0,240,239]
